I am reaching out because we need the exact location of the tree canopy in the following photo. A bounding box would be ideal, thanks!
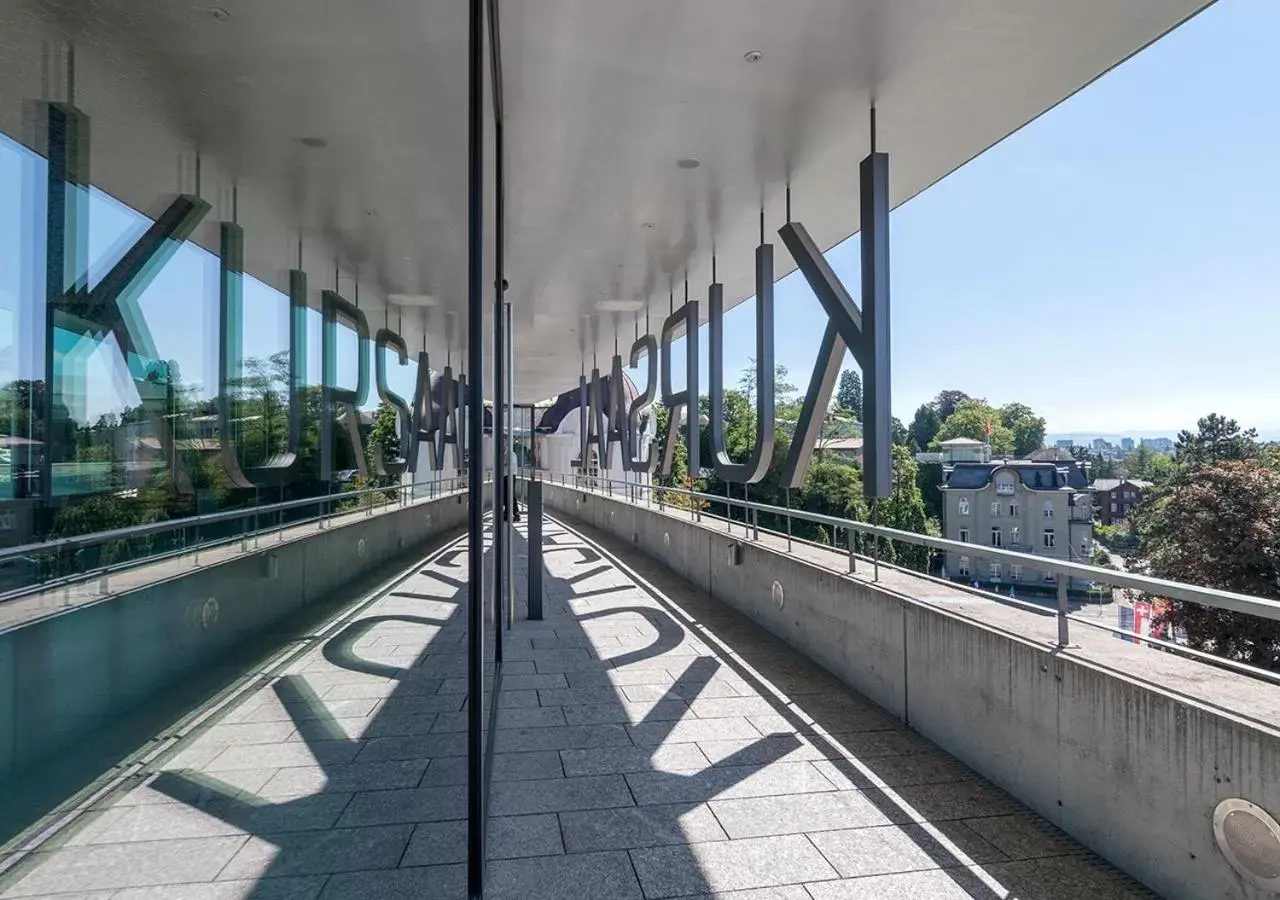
[910,403,942,452]
[1133,414,1280,670]
[999,403,1046,457]
[932,390,971,421]
[1175,413,1259,468]
[932,399,1014,456]
[836,369,862,418]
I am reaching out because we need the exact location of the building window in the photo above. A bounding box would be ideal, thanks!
[990,501,1000,517]
[958,498,970,516]
[1122,504,1130,515]
[1010,526,1021,545]
[1043,529,1056,549]
[1010,564,1022,581]
[958,528,970,544]
[1110,502,1117,513]
[989,562,1001,580]
[1081,538,1090,557]
[1044,571,1057,584]
[1124,491,1135,501]
[1009,502,1019,517]
[1043,501,1054,519]
[991,527,1002,547]
[959,556,970,577]
[995,473,1016,495]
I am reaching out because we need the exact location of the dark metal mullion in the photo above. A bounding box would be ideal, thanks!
[492,84,506,668]
[466,0,486,892]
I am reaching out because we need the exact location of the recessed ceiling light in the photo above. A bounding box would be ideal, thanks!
[595,299,645,312]
[677,158,700,170]
[388,293,439,307]
[299,136,327,149]
[744,50,763,63]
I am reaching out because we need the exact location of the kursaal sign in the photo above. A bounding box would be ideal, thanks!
[32,102,892,500]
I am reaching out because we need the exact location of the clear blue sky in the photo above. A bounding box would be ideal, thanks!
[705,0,1280,438]
[2,0,1276,439]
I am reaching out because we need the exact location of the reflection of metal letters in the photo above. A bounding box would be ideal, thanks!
[570,374,589,470]
[42,102,209,499]
[437,369,461,470]
[709,244,775,484]
[218,221,253,488]
[408,351,437,473]
[374,328,411,477]
[627,335,657,475]
[659,301,699,479]
[321,290,370,482]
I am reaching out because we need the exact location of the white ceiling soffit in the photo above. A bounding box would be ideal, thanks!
[0,1,1212,402]
[500,0,1212,399]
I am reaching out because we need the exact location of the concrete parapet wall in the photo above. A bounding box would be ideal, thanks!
[541,483,1280,900]
[0,490,472,784]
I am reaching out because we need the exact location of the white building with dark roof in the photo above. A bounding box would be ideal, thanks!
[941,460,1094,590]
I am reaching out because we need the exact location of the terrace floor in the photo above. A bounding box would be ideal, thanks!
[0,515,1157,898]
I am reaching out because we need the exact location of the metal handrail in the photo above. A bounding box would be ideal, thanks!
[532,471,1280,625]
[0,476,471,604]
[0,478,468,563]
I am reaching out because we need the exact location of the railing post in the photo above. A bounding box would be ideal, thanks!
[847,526,855,574]
[527,479,543,620]
[785,487,792,551]
[1057,574,1070,646]
[871,499,880,583]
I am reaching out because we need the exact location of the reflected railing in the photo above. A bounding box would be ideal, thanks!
[0,477,470,614]
[530,470,1280,687]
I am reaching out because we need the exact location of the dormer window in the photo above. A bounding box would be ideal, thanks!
[994,473,1016,496]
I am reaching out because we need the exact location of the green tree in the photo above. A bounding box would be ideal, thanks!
[1175,413,1259,468]
[910,403,942,451]
[366,400,403,485]
[1134,457,1280,670]
[999,402,1046,458]
[1121,444,1151,479]
[933,399,1014,457]
[836,369,862,418]
[798,458,867,545]
[878,445,930,570]
[916,461,944,522]
[1145,452,1175,483]
[998,403,1035,430]
[652,403,687,486]
[890,416,911,449]
[739,361,796,407]
[932,390,970,421]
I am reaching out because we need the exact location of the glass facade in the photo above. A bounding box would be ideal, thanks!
[0,105,464,594]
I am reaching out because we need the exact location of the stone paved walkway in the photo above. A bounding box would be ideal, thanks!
[0,514,1157,898]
